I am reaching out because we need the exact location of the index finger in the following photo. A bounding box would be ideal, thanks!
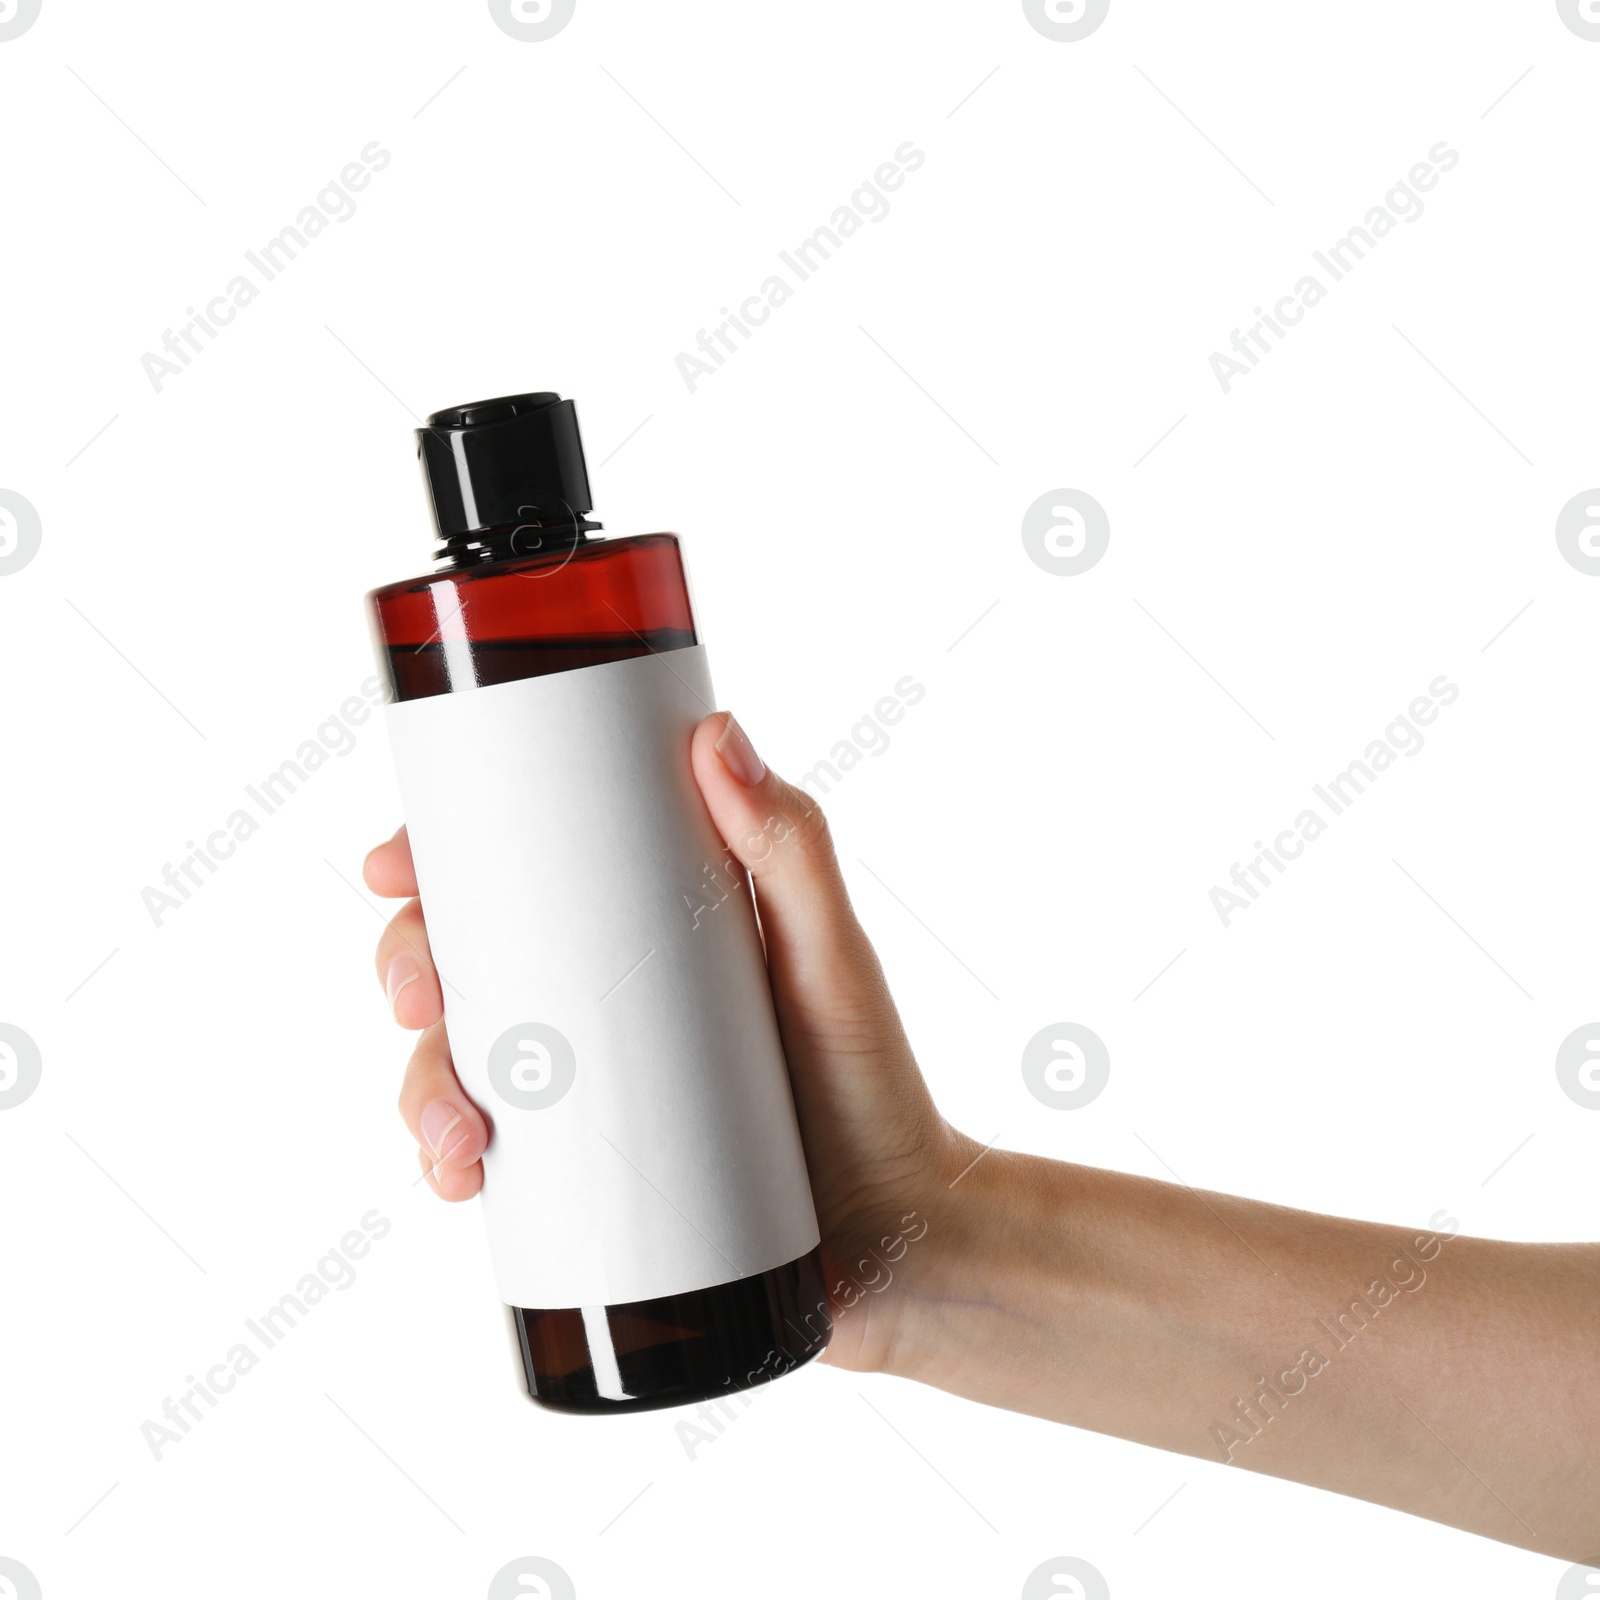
[363,825,418,898]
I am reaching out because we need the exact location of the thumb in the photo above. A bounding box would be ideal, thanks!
[690,711,949,1304]
[688,711,898,1045]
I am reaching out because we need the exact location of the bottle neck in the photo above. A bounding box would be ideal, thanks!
[433,515,602,572]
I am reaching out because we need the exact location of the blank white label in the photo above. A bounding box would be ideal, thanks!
[383,645,820,1308]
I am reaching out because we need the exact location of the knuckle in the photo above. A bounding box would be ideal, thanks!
[736,789,834,872]
[785,788,836,861]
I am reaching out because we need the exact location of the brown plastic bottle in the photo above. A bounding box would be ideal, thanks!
[367,393,829,1413]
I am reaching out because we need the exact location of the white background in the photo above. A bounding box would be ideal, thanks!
[2,2,1596,1597]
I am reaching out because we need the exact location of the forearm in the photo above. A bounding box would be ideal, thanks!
[887,1145,1599,1558]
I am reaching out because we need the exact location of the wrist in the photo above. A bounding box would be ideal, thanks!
[856,1131,1070,1393]
[865,1139,1266,1441]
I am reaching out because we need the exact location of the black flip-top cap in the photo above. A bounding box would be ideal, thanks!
[416,392,595,539]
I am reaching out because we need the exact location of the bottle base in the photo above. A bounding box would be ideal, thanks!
[507,1244,831,1415]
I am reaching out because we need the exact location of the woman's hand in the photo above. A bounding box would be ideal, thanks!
[363,710,968,1373]
[365,709,1600,1560]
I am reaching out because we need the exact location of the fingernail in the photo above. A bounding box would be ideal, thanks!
[715,714,765,787]
[385,955,420,1017]
[420,1099,463,1162]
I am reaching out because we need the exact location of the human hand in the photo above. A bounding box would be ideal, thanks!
[363,710,970,1371]
[362,710,1600,1557]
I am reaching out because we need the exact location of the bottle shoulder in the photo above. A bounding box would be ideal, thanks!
[365,530,683,607]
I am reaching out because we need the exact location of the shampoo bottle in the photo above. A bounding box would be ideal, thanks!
[367,392,829,1412]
